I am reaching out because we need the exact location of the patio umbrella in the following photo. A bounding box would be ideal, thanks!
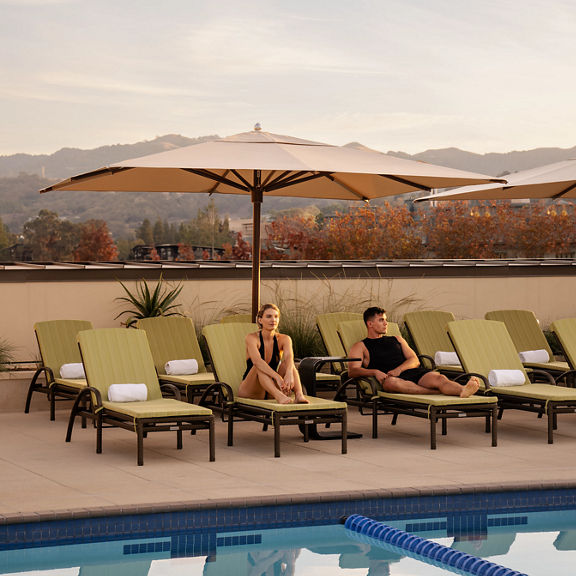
[415,158,576,202]
[41,125,505,318]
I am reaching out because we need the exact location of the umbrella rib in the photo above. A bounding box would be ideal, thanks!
[266,171,330,192]
[325,174,369,201]
[182,169,249,193]
[40,166,131,193]
[552,182,576,199]
[230,169,253,190]
[378,174,432,192]
[266,170,307,188]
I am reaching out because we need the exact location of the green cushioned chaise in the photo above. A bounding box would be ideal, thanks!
[337,319,498,450]
[485,309,569,375]
[403,310,464,376]
[67,328,215,465]
[137,316,216,403]
[26,319,92,420]
[448,318,576,444]
[202,322,348,457]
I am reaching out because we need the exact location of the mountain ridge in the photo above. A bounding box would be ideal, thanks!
[1,135,574,237]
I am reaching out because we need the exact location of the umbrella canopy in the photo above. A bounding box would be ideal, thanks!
[41,125,505,318]
[416,158,576,202]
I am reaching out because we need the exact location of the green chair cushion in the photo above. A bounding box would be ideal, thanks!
[237,395,347,412]
[490,383,576,401]
[377,391,498,406]
[102,397,212,418]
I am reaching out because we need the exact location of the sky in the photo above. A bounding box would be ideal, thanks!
[1,0,575,157]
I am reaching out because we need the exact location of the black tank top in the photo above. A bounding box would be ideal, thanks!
[243,331,281,379]
[363,336,406,373]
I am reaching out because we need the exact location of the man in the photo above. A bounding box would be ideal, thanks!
[348,306,480,397]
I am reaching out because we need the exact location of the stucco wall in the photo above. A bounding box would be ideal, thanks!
[2,273,575,362]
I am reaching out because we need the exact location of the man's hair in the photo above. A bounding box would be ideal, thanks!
[363,306,386,325]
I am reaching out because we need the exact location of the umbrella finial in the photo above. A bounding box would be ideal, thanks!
[254,122,262,132]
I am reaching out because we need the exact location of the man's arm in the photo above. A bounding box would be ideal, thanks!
[348,341,388,384]
[385,336,421,377]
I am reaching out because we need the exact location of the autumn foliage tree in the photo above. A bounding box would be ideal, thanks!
[322,204,422,259]
[74,220,119,261]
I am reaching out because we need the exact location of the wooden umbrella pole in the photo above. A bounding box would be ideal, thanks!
[251,171,263,322]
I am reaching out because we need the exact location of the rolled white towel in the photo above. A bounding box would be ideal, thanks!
[488,369,526,387]
[164,359,199,375]
[518,349,550,364]
[108,383,148,402]
[60,363,85,379]
[434,351,461,367]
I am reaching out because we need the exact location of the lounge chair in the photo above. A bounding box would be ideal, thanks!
[220,313,253,323]
[66,328,215,465]
[201,322,348,457]
[312,312,363,389]
[403,310,464,376]
[448,319,576,443]
[485,309,569,375]
[136,316,215,402]
[336,319,497,449]
[550,318,576,377]
[26,319,92,420]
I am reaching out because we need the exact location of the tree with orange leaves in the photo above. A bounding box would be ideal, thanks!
[323,204,422,260]
[263,214,324,260]
[73,220,118,261]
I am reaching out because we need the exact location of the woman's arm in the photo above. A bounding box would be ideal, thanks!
[245,332,284,384]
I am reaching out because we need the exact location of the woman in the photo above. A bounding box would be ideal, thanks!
[238,304,309,404]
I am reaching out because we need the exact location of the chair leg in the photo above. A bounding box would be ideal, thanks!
[491,406,498,447]
[547,406,554,444]
[137,421,144,466]
[177,428,183,450]
[227,410,234,446]
[49,387,56,421]
[209,418,215,462]
[96,413,103,454]
[24,370,43,414]
[341,410,348,454]
[430,408,437,450]
[273,412,281,457]
[372,401,379,439]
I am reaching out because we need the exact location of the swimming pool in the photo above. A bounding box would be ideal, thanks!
[1,488,575,575]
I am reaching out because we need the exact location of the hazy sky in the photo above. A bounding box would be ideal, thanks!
[1,0,575,156]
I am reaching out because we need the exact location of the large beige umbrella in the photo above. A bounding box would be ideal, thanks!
[41,125,505,318]
[416,158,576,202]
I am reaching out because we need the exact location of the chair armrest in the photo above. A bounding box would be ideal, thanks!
[299,356,361,396]
[527,368,555,384]
[160,382,182,401]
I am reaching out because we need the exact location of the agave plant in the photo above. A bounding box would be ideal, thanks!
[115,275,183,328]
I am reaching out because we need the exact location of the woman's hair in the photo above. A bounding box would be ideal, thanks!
[256,303,280,327]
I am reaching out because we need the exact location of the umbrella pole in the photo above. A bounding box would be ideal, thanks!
[251,171,263,322]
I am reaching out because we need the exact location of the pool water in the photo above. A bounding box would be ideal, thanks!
[2,489,576,576]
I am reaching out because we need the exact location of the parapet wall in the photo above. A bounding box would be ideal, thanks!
[2,259,575,361]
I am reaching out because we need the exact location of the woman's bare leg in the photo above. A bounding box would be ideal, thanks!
[239,366,293,404]
[278,364,309,403]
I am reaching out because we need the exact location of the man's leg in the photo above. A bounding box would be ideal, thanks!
[417,372,480,398]
[381,376,442,394]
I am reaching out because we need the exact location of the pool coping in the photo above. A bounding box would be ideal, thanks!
[3,478,576,526]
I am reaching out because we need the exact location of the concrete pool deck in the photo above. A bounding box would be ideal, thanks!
[2,403,576,524]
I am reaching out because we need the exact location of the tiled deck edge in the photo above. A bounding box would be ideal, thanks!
[3,479,576,526]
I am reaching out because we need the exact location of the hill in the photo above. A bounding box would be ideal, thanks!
[1,135,574,237]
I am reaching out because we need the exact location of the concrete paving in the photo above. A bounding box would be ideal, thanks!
[2,399,576,524]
